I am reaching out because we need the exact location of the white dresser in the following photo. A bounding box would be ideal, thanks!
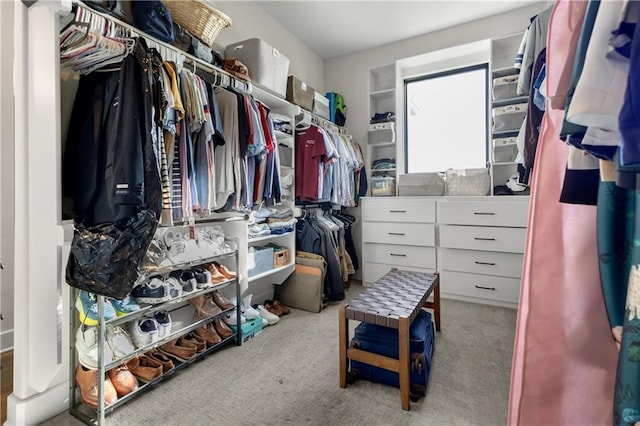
[361,196,529,308]
[361,197,437,285]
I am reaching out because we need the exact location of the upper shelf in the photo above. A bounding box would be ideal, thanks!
[370,88,396,101]
[253,84,300,116]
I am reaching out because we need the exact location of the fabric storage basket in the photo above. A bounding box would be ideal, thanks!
[286,76,314,111]
[247,246,274,277]
[225,38,289,97]
[163,0,232,47]
[492,74,519,101]
[492,137,518,163]
[368,122,395,145]
[397,173,445,196]
[445,168,490,196]
[371,176,396,196]
[312,92,330,119]
[492,103,527,132]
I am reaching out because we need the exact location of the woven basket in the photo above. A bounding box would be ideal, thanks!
[163,0,232,47]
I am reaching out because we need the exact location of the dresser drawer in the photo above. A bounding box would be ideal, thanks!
[362,197,436,223]
[438,200,528,227]
[441,270,520,304]
[362,222,435,246]
[363,262,435,285]
[363,243,436,269]
[439,225,526,253]
[439,248,523,278]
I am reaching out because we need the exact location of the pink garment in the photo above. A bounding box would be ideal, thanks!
[548,0,588,110]
[508,1,618,424]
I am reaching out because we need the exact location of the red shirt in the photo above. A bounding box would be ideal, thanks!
[295,125,327,201]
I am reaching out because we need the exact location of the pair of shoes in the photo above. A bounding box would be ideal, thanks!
[211,290,235,310]
[76,325,136,369]
[256,305,279,326]
[232,294,260,320]
[195,322,222,346]
[107,363,139,397]
[147,350,174,373]
[75,364,118,408]
[213,318,234,339]
[126,355,162,382]
[222,308,246,326]
[182,333,207,352]
[264,300,290,317]
[160,337,197,362]
[131,277,172,304]
[111,295,141,317]
[128,311,172,349]
[188,294,222,318]
[192,266,212,288]
[75,291,117,326]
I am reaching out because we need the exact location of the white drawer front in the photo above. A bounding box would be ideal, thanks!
[362,198,436,223]
[362,222,435,246]
[439,225,526,253]
[441,270,520,304]
[363,262,435,285]
[363,243,436,269]
[439,248,523,278]
[438,200,528,227]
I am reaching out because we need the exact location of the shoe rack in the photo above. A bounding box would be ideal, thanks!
[68,218,244,425]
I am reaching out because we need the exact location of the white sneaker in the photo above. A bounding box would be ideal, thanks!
[222,309,246,326]
[257,305,279,325]
[106,326,136,359]
[261,317,269,328]
[242,295,261,320]
[76,325,114,369]
[129,318,159,349]
[153,310,172,339]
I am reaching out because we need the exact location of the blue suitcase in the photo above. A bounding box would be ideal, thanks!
[350,310,435,396]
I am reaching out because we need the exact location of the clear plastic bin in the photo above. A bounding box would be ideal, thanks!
[371,176,396,196]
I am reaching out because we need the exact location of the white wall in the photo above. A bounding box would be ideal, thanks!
[323,2,547,155]
[1,0,15,353]
[211,1,325,93]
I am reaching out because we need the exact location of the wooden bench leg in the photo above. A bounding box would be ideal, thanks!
[434,281,441,332]
[398,316,410,411]
[339,304,348,388]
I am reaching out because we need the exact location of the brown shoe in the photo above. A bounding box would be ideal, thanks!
[213,318,234,339]
[264,300,284,317]
[107,364,139,397]
[273,300,290,315]
[127,355,162,382]
[160,338,197,362]
[147,350,174,373]
[213,261,237,279]
[189,295,222,317]
[211,290,235,310]
[181,333,207,352]
[206,263,230,284]
[75,364,118,408]
[195,322,222,346]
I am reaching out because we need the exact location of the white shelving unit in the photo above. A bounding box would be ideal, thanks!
[489,32,526,194]
[368,63,398,196]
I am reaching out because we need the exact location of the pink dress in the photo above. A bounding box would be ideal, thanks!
[508,1,618,424]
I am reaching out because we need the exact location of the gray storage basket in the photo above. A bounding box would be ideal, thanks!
[445,168,491,196]
[398,173,445,196]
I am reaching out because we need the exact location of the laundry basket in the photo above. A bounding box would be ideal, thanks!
[163,0,232,47]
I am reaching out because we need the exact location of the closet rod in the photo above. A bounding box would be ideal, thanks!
[70,1,252,94]
[299,110,350,136]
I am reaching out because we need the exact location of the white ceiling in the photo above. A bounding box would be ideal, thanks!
[256,1,540,59]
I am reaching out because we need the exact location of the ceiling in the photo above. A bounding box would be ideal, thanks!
[256,1,540,59]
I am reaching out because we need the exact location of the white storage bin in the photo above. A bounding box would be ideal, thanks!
[445,168,490,196]
[492,137,518,163]
[398,173,445,196]
[368,122,395,145]
[312,91,330,119]
[371,176,396,196]
[225,38,290,97]
[492,103,527,133]
[492,74,519,100]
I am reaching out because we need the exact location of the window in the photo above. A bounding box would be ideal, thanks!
[404,64,488,173]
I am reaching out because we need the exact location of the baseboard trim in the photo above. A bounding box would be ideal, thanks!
[1,329,14,352]
[441,293,518,309]
[5,380,69,426]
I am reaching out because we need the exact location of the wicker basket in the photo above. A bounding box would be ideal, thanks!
[163,0,232,47]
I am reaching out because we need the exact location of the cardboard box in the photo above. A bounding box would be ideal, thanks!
[286,76,314,111]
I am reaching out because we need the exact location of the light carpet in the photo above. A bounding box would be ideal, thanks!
[43,283,517,426]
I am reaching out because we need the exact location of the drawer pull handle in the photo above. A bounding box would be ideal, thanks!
[474,261,496,266]
[474,212,495,216]
[475,285,496,291]
[389,210,406,213]
[388,232,405,236]
[390,253,407,257]
[474,237,496,241]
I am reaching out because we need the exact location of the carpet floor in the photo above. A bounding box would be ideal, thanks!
[43,283,517,426]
